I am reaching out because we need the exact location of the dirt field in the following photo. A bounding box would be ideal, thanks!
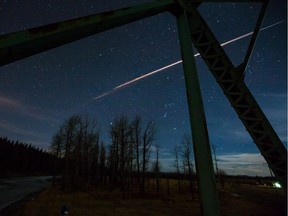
[0,181,286,216]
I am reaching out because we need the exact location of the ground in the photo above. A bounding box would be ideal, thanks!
[0,180,286,216]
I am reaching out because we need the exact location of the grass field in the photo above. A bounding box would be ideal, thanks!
[1,179,286,216]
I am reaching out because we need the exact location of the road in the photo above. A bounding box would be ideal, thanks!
[0,176,52,210]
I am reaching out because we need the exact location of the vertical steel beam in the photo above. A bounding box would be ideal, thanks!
[185,6,287,188]
[176,9,220,216]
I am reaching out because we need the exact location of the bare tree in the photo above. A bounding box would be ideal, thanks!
[99,142,106,184]
[109,118,120,187]
[75,115,100,187]
[154,143,160,192]
[51,129,64,186]
[62,115,81,190]
[181,134,195,198]
[173,144,182,192]
[117,116,131,195]
[130,116,142,189]
[88,130,100,185]
[212,144,227,189]
[51,114,158,193]
[141,121,157,195]
[108,116,131,192]
[211,144,219,179]
[50,115,101,189]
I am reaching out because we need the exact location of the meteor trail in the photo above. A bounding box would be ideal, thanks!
[94,60,182,100]
[93,20,285,100]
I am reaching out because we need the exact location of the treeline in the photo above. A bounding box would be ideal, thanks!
[50,115,158,195]
[0,137,57,177]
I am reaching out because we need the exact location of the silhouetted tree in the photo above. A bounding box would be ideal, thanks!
[108,118,120,187]
[51,130,64,185]
[174,144,182,192]
[0,137,56,177]
[153,143,161,192]
[48,114,158,193]
[99,142,107,184]
[140,121,157,195]
[108,116,137,196]
[130,115,142,189]
[50,115,101,189]
[63,115,81,189]
[181,134,195,198]
[211,144,219,180]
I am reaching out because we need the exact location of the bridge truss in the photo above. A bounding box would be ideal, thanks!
[0,0,286,215]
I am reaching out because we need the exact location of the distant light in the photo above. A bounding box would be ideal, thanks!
[273,182,282,188]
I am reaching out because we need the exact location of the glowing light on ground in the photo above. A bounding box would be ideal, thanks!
[273,182,282,188]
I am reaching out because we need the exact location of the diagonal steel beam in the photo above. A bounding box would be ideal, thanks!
[241,0,268,73]
[190,0,267,3]
[177,0,267,10]
[0,0,175,66]
[181,3,287,188]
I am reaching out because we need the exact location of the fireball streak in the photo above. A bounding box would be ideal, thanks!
[93,21,284,100]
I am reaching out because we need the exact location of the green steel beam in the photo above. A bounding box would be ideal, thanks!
[190,0,266,3]
[182,3,287,188]
[0,0,175,66]
[177,0,267,14]
[0,2,285,216]
[176,9,220,216]
[241,0,268,72]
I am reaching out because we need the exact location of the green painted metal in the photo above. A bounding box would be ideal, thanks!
[183,2,287,188]
[242,0,268,71]
[0,0,286,215]
[0,0,175,66]
[188,0,266,3]
[176,9,220,216]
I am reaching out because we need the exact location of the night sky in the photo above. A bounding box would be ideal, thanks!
[0,0,286,176]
